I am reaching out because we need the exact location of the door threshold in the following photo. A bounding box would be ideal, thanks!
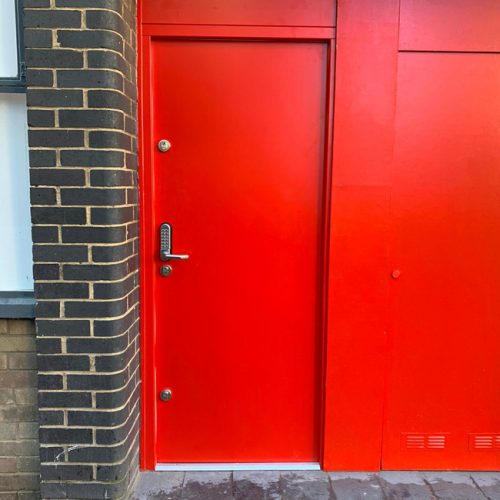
[155,462,321,472]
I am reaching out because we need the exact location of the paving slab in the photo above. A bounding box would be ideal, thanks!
[130,469,500,500]
[377,472,433,499]
[471,473,500,500]
[182,471,232,500]
[329,473,384,500]
[280,471,333,500]
[233,471,281,500]
[423,472,486,500]
[131,471,184,500]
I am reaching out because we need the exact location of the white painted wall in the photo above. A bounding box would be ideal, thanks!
[0,0,19,78]
[0,94,33,291]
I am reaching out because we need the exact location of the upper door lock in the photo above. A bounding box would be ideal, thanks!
[158,139,172,152]
[160,223,189,262]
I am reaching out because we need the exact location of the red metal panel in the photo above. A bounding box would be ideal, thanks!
[142,0,335,28]
[382,52,500,470]
[323,0,400,471]
[400,0,500,52]
[142,24,335,40]
[149,38,330,463]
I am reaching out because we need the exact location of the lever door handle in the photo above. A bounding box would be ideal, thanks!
[160,223,189,262]
[160,251,189,261]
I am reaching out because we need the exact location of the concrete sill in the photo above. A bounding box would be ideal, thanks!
[0,291,35,318]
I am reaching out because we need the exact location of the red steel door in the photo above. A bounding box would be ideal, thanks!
[150,39,328,463]
[382,52,500,469]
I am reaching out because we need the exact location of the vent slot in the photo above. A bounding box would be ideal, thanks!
[470,434,500,451]
[402,434,447,450]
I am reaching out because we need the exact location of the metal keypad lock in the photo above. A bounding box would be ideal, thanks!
[159,223,189,262]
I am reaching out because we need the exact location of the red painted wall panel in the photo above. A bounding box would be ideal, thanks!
[327,0,500,471]
[323,0,400,471]
[142,0,335,27]
[400,0,500,52]
[382,52,500,470]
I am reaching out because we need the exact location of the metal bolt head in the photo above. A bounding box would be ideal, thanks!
[159,389,172,402]
[160,265,173,277]
[391,269,401,279]
[158,139,171,152]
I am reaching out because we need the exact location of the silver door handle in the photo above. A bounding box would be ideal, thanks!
[160,251,189,261]
[160,223,189,262]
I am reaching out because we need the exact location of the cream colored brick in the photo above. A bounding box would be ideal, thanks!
[0,405,37,423]
[0,389,15,406]
[0,424,18,440]
[14,388,37,406]
[0,371,37,389]
[18,422,39,440]
[0,473,39,492]
[7,353,37,370]
[17,456,40,473]
[0,441,37,457]
[0,457,16,473]
[0,337,36,353]
[7,320,35,336]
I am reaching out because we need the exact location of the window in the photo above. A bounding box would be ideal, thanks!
[0,0,26,92]
[0,0,34,317]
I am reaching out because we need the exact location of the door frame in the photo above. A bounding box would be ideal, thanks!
[138,20,336,471]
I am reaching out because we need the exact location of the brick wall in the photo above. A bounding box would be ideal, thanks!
[24,1,140,498]
[0,319,40,499]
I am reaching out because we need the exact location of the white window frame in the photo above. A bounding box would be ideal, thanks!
[0,0,26,93]
[0,0,34,317]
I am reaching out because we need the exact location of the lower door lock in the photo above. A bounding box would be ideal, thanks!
[159,389,172,402]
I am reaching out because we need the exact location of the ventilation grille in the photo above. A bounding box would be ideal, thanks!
[402,434,447,450]
[470,434,500,451]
